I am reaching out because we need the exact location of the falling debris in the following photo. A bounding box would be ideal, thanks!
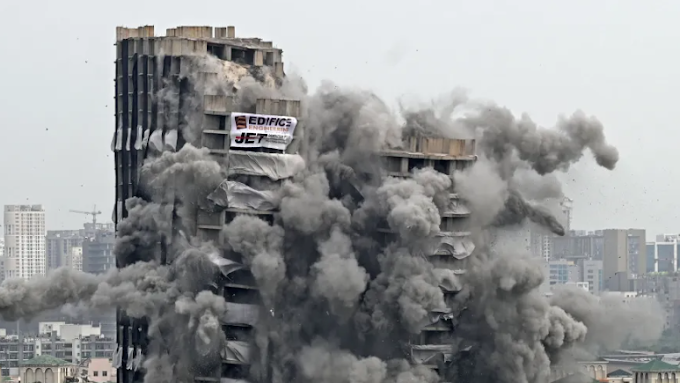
[0,25,662,383]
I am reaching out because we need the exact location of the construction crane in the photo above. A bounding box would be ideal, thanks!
[69,205,102,227]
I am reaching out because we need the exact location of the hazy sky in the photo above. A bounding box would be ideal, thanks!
[0,0,677,240]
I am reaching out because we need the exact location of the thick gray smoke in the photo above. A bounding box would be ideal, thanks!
[468,107,620,176]
[551,286,665,353]
[0,51,654,383]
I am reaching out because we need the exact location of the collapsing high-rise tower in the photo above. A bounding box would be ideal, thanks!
[113,24,476,383]
[113,25,301,383]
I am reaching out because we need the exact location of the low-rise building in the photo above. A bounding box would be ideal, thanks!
[0,329,115,377]
[83,357,116,382]
[631,359,680,383]
[542,259,581,293]
[551,372,599,383]
[551,360,609,381]
[607,369,633,382]
[19,355,74,383]
[647,236,680,273]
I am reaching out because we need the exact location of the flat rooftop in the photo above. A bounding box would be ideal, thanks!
[115,25,283,68]
[116,25,277,49]
[383,135,477,160]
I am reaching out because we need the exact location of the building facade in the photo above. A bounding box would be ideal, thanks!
[82,223,117,339]
[82,228,115,275]
[0,324,115,378]
[3,205,46,280]
[603,229,647,291]
[581,259,603,295]
[46,230,84,271]
[646,235,680,273]
[634,273,680,330]
[553,230,604,260]
[113,24,294,383]
[541,259,581,293]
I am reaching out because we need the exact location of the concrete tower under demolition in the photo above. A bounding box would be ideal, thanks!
[113,24,476,383]
[113,25,300,383]
[378,136,476,376]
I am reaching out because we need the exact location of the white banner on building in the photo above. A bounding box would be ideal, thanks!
[230,112,297,151]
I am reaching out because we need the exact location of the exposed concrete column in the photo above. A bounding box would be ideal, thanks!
[274,62,284,77]
[254,50,264,66]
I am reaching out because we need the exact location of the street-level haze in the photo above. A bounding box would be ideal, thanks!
[0,53,661,383]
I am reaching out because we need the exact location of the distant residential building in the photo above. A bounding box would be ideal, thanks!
[82,227,116,339]
[657,234,680,242]
[71,246,83,272]
[603,229,646,291]
[37,322,102,339]
[553,230,604,260]
[647,242,657,273]
[39,321,67,336]
[46,223,116,273]
[646,235,680,273]
[560,197,573,234]
[542,259,581,292]
[46,230,84,271]
[542,235,552,261]
[580,259,604,295]
[82,229,115,275]
[84,357,116,382]
[3,205,46,280]
[82,222,114,239]
[627,230,645,277]
[0,327,115,377]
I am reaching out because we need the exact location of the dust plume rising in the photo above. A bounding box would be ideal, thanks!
[0,50,654,383]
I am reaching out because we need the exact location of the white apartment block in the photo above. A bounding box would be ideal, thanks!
[70,246,83,271]
[3,205,46,280]
[540,234,552,262]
